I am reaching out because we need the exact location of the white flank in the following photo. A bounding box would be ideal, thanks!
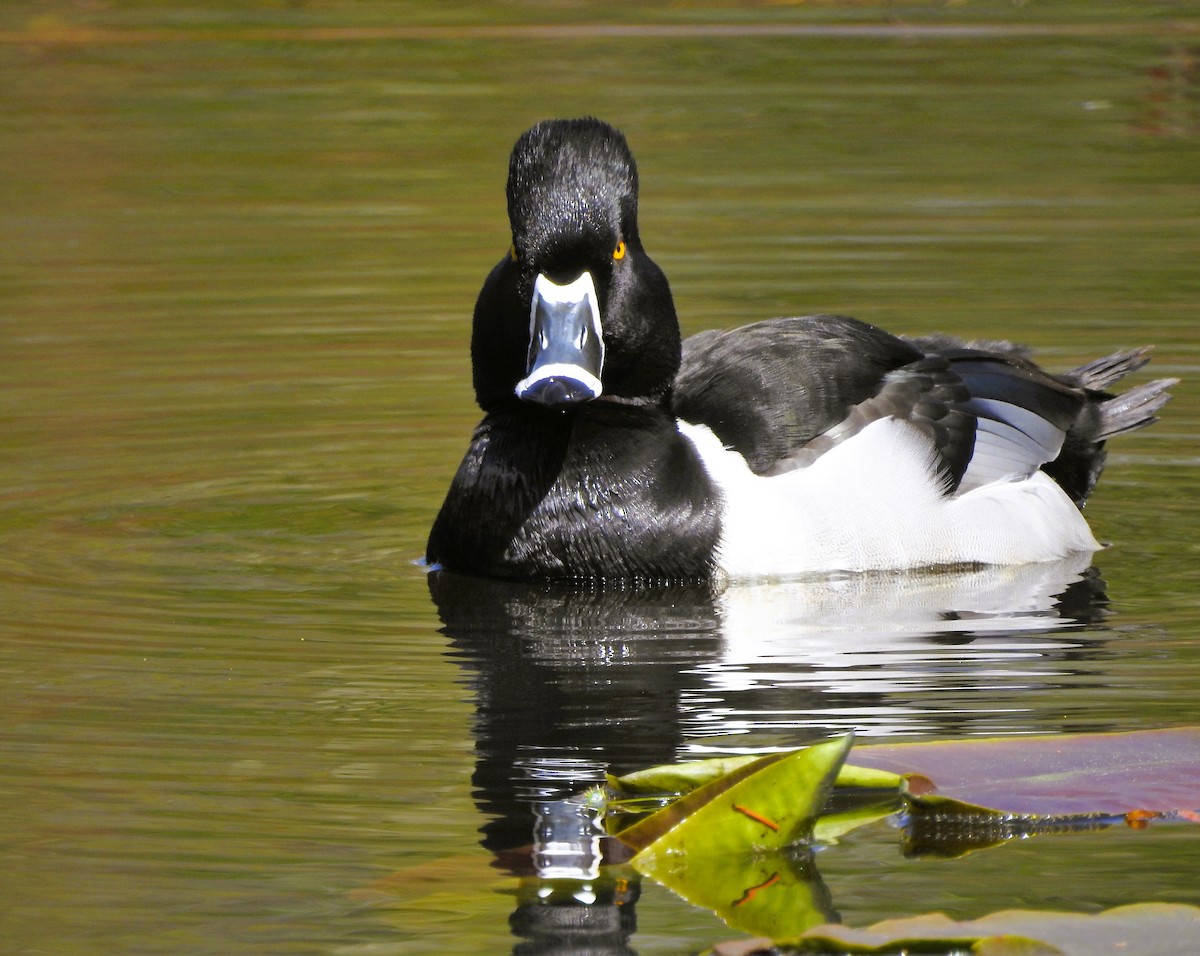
[677,417,1100,579]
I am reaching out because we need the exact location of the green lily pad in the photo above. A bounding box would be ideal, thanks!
[836,762,906,791]
[624,734,853,859]
[615,750,794,853]
[612,751,902,797]
[623,737,852,940]
[610,754,761,795]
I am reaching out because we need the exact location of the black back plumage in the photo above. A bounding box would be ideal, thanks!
[674,315,923,472]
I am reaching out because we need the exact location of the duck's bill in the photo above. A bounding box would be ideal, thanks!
[515,272,605,407]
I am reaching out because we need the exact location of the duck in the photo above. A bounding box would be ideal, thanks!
[426,117,1176,585]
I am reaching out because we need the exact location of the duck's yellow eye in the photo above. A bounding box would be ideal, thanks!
[613,240,626,261]
[509,244,518,262]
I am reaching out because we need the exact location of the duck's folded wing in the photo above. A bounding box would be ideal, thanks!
[675,315,1096,497]
[766,354,977,489]
[780,349,1090,494]
[673,315,924,474]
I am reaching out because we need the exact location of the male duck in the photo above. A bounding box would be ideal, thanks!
[427,118,1175,584]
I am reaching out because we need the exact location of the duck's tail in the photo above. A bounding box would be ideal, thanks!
[1097,377,1178,439]
[1066,346,1153,390]
[1064,347,1178,439]
[1047,348,1178,506]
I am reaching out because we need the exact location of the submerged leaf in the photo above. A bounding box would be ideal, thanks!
[899,797,1122,858]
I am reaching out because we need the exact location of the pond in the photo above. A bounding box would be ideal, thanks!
[2,4,1199,953]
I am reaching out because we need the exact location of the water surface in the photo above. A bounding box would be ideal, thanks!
[3,6,1199,954]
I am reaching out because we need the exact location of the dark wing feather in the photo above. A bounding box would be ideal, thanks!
[672,315,923,474]
[932,351,1085,493]
[765,355,976,489]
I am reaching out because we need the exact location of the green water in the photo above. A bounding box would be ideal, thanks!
[3,4,1199,954]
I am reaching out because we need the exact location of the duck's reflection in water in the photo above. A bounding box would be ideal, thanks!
[429,554,1107,953]
[431,570,724,856]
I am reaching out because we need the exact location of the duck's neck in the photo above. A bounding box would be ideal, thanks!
[427,402,721,584]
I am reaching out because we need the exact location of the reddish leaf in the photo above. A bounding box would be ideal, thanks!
[849,727,1200,817]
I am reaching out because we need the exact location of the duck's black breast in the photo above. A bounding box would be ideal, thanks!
[426,402,721,584]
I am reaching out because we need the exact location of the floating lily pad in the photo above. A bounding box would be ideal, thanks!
[850,726,1200,818]
[609,730,1200,952]
[778,901,1200,955]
